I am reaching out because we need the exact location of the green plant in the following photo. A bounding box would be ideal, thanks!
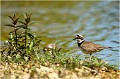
[19,13,31,53]
[1,14,41,62]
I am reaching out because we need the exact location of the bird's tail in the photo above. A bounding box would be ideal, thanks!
[107,46,119,49]
[107,47,113,49]
[103,46,113,49]
[106,46,119,51]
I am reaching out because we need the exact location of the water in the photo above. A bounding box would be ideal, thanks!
[1,1,119,68]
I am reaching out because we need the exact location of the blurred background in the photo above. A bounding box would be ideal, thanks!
[1,1,119,68]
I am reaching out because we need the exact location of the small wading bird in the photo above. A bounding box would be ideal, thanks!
[73,35,112,59]
[43,43,62,58]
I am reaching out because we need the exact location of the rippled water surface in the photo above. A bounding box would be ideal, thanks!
[1,1,119,68]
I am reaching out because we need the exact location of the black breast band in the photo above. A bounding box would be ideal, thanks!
[78,40,85,47]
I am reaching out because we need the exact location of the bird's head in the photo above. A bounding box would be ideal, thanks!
[73,34,84,40]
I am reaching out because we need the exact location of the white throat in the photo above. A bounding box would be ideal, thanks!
[77,39,85,43]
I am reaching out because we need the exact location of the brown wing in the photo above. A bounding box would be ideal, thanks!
[80,41,105,52]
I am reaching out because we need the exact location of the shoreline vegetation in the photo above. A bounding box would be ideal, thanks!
[0,14,120,79]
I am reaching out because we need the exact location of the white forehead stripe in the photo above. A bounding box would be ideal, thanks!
[76,35,83,38]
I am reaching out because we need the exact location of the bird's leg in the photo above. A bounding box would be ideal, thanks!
[89,54,92,61]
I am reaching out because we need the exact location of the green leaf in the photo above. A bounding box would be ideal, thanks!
[8,16,14,21]
[29,22,36,25]
[17,36,24,38]
[27,33,34,39]
[5,24,15,27]
[24,13,32,23]
[16,54,21,59]
[19,21,26,25]
[29,41,34,50]
[13,17,19,25]
[25,18,30,24]
[17,25,26,29]
[36,40,42,44]
[19,45,26,49]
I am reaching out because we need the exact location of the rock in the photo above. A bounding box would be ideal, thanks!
[47,72,59,79]
[22,73,30,79]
